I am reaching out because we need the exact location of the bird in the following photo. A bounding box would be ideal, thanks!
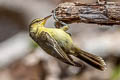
[29,15,106,71]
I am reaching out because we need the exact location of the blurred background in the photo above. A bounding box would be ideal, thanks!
[0,0,120,80]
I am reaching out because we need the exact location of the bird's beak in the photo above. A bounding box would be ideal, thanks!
[44,15,52,20]
[41,15,52,26]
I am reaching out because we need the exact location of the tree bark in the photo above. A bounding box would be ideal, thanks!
[53,2,120,25]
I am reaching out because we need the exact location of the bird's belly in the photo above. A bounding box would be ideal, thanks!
[50,29,73,52]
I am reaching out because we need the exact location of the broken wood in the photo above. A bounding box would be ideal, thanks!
[53,2,120,25]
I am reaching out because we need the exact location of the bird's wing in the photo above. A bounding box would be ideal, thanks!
[73,46,106,71]
[38,31,83,67]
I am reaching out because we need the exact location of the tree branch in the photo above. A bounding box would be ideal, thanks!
[53,2,120,25]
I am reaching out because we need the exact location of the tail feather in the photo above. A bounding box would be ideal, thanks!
[75,49,106,71]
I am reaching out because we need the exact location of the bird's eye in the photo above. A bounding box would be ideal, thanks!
[29,18,42,27]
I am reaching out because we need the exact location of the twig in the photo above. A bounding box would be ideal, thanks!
[53,2,120,25]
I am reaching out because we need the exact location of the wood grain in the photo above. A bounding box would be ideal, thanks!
[53,2,120,25]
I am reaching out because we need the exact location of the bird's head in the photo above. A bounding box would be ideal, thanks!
[29,15,52,37]
[29,15,52,31]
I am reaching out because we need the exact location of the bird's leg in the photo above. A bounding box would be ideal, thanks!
[53,9,72,36]
[54,21,69,32]
[53,9,69,31]
[54,21,71,36]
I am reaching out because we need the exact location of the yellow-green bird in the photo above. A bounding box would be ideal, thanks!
[29,15,106,71]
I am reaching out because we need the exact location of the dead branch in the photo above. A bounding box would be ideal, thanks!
[53,2,120,25]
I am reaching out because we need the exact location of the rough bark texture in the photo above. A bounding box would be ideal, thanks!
[53,2,120,25]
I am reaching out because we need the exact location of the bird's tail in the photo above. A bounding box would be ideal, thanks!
[74,47,106,71]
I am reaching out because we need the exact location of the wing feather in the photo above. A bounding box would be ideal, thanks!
[36,31,83,67]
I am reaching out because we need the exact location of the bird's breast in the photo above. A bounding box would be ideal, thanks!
[47,29,73,52]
